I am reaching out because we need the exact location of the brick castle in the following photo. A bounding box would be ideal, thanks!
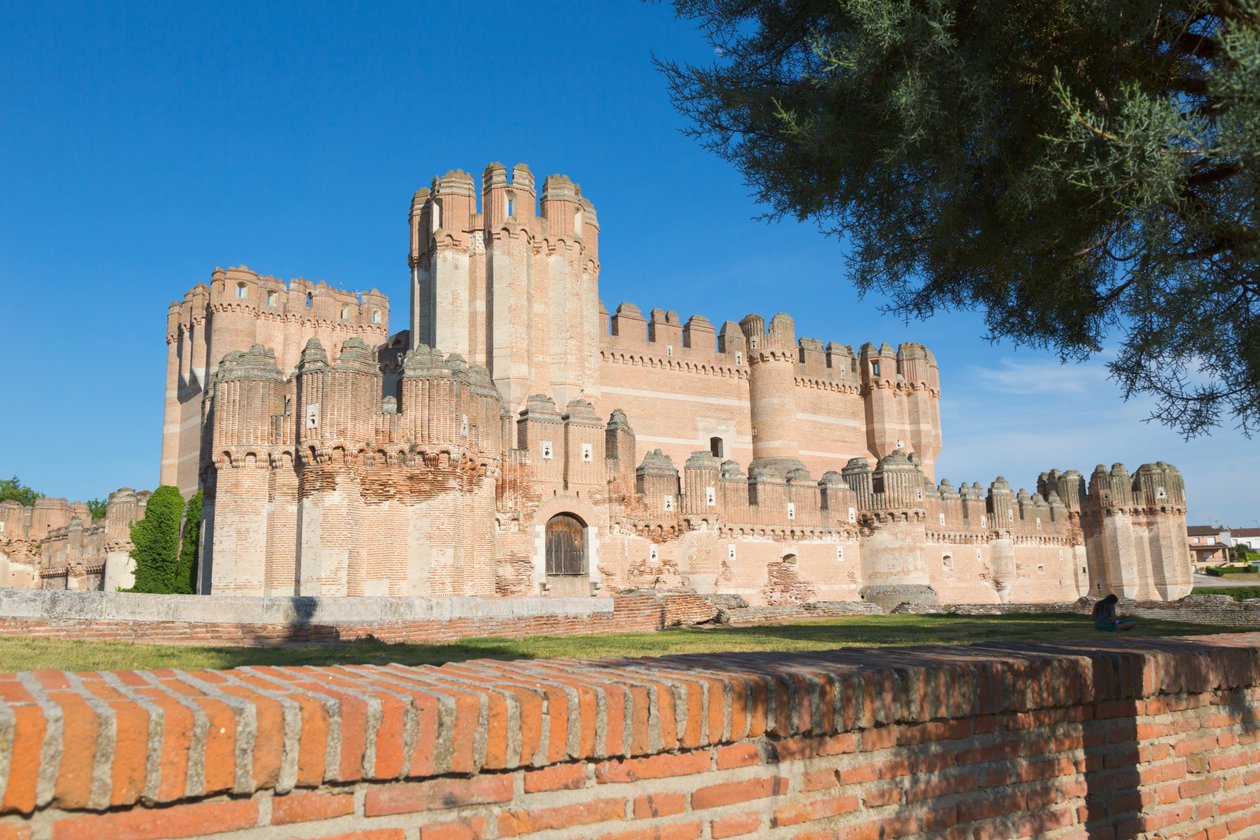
[1,162,1192,604]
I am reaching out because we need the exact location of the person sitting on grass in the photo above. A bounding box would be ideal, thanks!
[1092,594,1136,632]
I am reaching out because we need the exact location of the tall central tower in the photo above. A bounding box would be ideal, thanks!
[408,162,601,413]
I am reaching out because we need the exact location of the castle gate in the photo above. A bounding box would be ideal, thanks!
[545,513,587,576]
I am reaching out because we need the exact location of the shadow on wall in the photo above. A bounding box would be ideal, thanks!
[594,637,1257,839]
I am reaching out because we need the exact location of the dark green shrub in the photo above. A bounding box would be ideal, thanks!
[175,490,202,595]
[127,486,185,594]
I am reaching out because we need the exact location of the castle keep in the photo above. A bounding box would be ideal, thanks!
[5,161,1190,604]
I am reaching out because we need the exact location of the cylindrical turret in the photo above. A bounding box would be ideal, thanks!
[683,451,722,516]
[739,312,804,475]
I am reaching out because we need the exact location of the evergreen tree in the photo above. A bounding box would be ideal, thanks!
[127,486,185,594]
[175,490,202,595]
[86,498,107,520]
[660,0,1260,436]
[0,476,42,507]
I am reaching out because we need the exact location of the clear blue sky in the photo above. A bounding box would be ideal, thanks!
[0,1,1254,526]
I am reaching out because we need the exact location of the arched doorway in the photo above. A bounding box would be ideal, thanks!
[545,513,587,576]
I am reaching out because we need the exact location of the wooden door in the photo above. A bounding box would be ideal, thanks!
[545,514,586,576]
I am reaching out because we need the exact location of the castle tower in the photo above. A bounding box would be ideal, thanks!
[162,267,388,497]
[207,345,285,595]
[738,312,806,475]
[1132,462,1192,600]
[859,452,932,604]
[860,342,905,464]
[410,163,601,414]
[897,343,942,479]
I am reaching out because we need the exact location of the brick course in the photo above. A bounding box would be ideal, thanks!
[0,633,1258,838]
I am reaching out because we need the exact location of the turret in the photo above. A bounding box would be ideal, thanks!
[871,451,925,512]
[518,395,564,485]
[637,449,681,515]
[212,345,285,454]
[683,451,722,516]
[842,458,874,510]
[562,399,604,489]
[297,338,330,450]
[858,342,900,462]
[897,343,941,479]
[739,312,805,475]
[541,174,582,238]
[987,476,1015,530]
[819,471,856,525]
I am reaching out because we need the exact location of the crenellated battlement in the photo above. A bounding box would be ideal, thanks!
[179,266,388,332]
[599,302,937,390]
[409,162,600,266]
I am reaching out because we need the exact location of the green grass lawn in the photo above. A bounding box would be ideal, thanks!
[0,613,1245,675]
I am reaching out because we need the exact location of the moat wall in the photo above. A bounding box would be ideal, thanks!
[1,634,1258,839]
[0,590,1255,647]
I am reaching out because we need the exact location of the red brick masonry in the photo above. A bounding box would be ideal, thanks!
[1,634,1258,839]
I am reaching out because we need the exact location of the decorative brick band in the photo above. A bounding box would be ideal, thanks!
[0,634,1258,838]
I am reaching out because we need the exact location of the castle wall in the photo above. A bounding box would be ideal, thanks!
[162,267,389,496]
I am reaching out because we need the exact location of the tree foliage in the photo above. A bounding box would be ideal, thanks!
[175,490,202,595]
[660,0,1260,435]
[86,499,107,521]
[0,476,42,507]
[127,486,185,594]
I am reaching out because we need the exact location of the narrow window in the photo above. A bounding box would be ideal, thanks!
[649,545,659,562]
[666,345,673,357]
[506,198,514,217]
[663,495,674,512]
[236,283,247,299]
[372,310,381,324]
[836,545,844,562]
[305,292,313,308]
[848,507,856,523]
[942,553,954,571]
[705,486,716,506]
[787,502,796,521]
[735,351,743,366]
[871,361,880,377]
[727,544,737,561]
[541,440,553,460]
[939,512,946,526]
[581,443,593,463]
[266,291,278,306]
[460,414,469,436]
[709,437,724,458]
[341,306,351,320]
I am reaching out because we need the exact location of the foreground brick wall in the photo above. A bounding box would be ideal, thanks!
[1,634,1258,839]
